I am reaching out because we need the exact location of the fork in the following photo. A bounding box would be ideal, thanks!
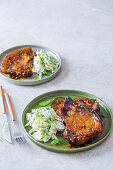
[5,93,25,143]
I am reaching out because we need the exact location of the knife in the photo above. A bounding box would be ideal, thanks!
[0,86,12,143]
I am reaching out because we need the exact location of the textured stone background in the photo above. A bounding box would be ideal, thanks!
[0,0,113,169]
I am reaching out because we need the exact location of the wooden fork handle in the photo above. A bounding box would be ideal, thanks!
[5,93,15,121]
[0,86,6,114]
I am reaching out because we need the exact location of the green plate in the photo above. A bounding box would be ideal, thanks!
[22,90,113,152]
[0,45,61,85]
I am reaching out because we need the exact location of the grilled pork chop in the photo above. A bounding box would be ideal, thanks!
[0,47,36,79]
[51,97,103,145]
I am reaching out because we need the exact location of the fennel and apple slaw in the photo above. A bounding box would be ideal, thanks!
[33,49,59,79]
[25,106,65,143]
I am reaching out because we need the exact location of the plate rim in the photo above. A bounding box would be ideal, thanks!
[0,45,61,85]
[22,90,113,153]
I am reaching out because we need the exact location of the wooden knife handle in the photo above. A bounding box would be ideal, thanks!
[0,86,6,114]
[5,93,15,121]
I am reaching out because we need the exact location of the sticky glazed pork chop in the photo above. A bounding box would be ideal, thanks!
[0,47,36,79]
[51,97,103,146]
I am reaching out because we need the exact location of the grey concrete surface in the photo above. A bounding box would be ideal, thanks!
[0,0,113,170]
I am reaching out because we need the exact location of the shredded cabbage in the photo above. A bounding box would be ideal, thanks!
[26,106,65,142]
[33,49,59,79]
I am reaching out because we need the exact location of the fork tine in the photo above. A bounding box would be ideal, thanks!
[18,138,22,143]
[15,138,18,142]
[21,136,25,142]
[17,138,20,143]
[20,137,23,142]
[15,137,20,143]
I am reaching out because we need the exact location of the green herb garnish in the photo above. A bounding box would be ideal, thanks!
[32,74,38,81]
[39,99,52,106]
[51,138,62,145]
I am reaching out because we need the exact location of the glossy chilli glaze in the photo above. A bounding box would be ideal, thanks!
[0,47,36,79]
[51,97,103,146]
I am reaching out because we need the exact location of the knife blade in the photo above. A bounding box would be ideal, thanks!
[0,86,12,143]
[2,114,12,143]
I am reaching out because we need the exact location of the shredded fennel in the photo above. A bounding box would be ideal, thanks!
[33,49,58,79]
[25,106,65,142]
